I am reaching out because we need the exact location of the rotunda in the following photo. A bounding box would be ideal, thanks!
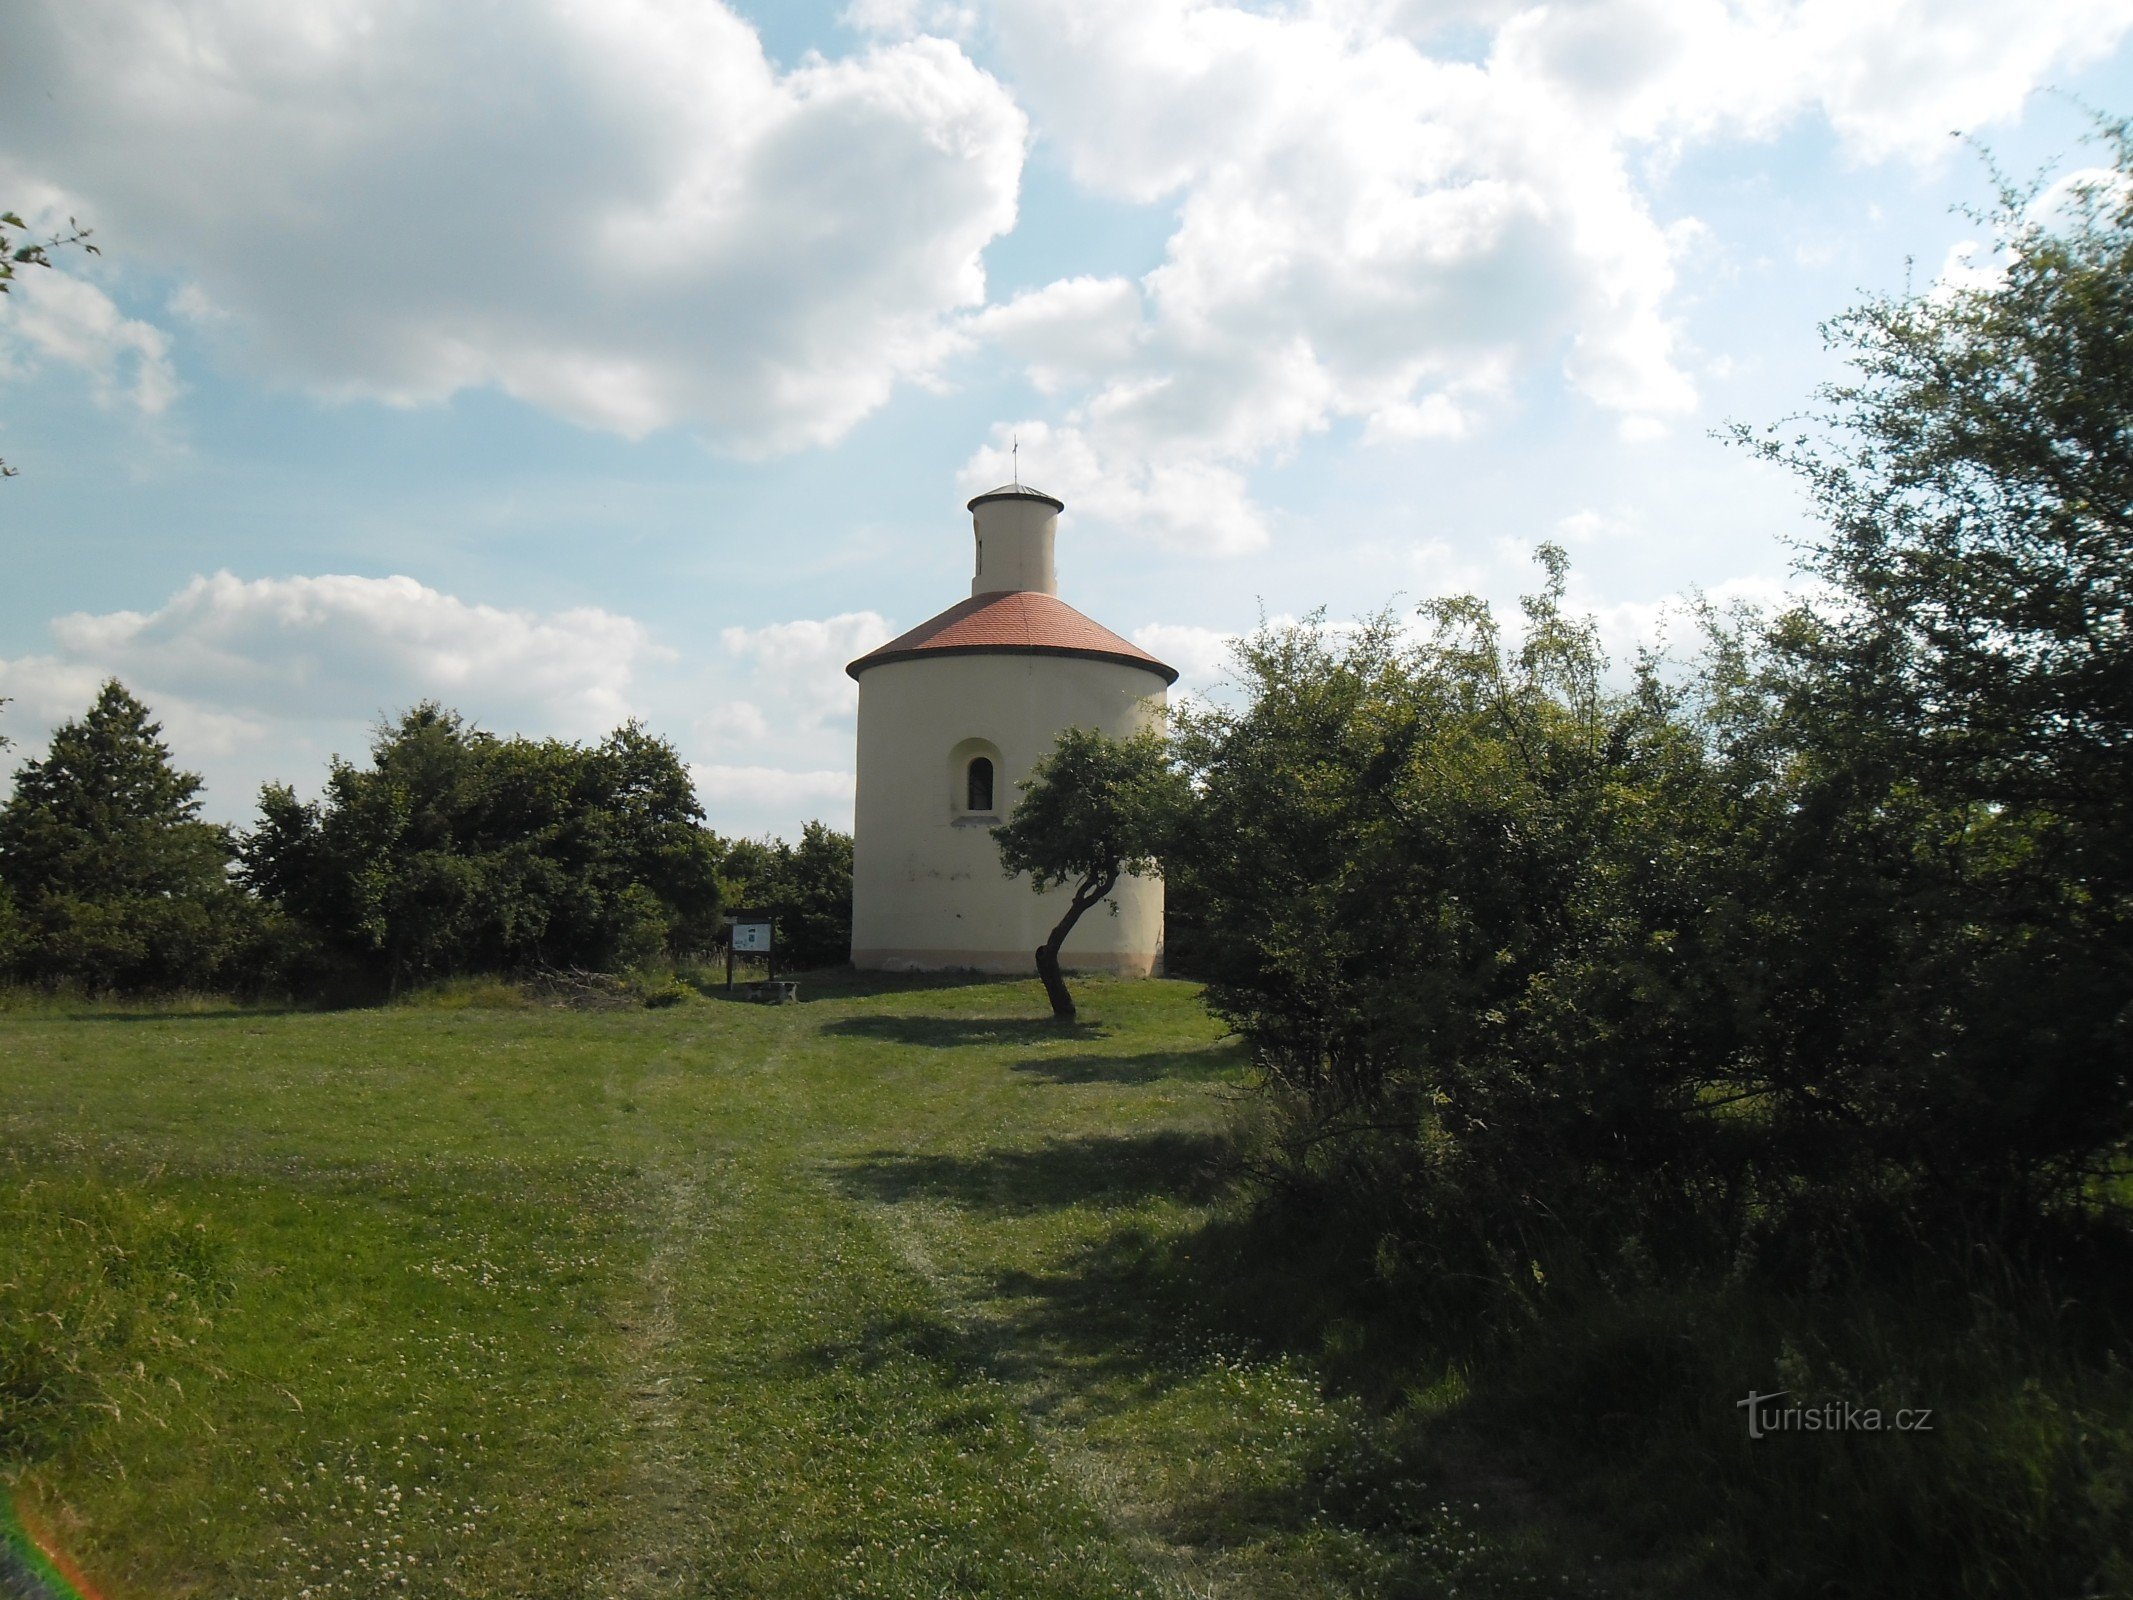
[845,483,1176,973]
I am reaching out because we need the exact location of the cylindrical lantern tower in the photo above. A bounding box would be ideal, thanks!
[847,484,1176,974]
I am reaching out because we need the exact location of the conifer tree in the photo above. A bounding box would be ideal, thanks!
[0,681,244,990]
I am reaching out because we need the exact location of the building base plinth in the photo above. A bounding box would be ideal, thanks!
[851,946,1161,978]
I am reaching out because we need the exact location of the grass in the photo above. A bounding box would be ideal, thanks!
[0,974,1609,1599]
[6,975,2120,1598]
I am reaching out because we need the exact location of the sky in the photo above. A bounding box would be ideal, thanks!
[2,0,2130,841]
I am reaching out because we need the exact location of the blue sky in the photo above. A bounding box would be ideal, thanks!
[3,0,2130,839]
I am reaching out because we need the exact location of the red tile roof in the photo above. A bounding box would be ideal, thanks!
[846,590,1178,684]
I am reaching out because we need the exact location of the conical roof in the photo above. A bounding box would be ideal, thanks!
[966,483,1065,512]
[846,590,1177,683]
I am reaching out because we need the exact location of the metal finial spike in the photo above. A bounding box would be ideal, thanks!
[1011,434,1020,487]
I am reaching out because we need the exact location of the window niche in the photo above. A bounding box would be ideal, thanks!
[947,737,1004,821]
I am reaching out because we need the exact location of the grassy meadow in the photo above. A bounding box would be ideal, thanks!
[0,976,1607,1600]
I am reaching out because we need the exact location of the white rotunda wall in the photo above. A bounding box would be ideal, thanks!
[850,650,1168,974]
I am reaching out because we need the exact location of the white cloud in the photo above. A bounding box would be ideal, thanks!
[1486,0,2129,163]
[963,422,1270,554]
[698,699,773,749]
[689,763,856,830]
[965,275,1146,394]
[718,611,895,728]
[0,580,890,841]
[1555,507,1640,545]
[0,571,687,824]
[1579,572,1797,666]
[957,0,1703,547]
[952,0,2128,552]
[0,269,177,416]
[43,572,662,737]
[1132,622,1235,694]
[842,0,978,44]
[0,0,1026,453]
[680,611,891,835]
[0,651,271,775]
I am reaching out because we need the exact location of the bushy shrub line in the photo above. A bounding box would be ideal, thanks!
[0,692,854,998]
[1155,123,2133,1594]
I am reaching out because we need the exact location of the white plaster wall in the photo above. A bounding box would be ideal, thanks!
[851,651,1168,973]
[971,495,1058,597]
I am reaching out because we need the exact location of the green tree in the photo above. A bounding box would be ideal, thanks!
[0,681,247,990]
[1171,559,1747,1299]
[992,727,1189,1021]
[720,821,854,971]
[1730,118,2133,1214]
[242,706,724,986]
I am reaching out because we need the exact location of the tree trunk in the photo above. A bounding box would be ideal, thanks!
[1033,866,1116,1022]
[1034,938,1075,1022]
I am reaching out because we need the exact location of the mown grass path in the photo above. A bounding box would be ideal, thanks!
[2,977,1585,1599]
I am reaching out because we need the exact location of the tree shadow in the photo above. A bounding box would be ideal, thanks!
[787,1306,973,1378]
[1010,1045,1241,1085]
[55,1004,323,1023]
[785,969,1020,1003]
[819,1014,1110,1049]
[832,1130,1230,1214]
[790,1201,1576,1589]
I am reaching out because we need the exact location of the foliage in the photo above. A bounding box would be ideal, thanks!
[992,726,1191,1019]
[1723,119,2133,1217]
[718,820,854,970]
[0,211,96,295]
[1174,557,1760,1306]
[0,681,254,992]
[240,704,723,986]
[1172,120,2133,1320]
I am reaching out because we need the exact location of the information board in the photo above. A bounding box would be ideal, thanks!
[731,921,772,953]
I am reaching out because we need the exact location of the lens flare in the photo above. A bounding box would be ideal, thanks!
[1,1493,104,1600]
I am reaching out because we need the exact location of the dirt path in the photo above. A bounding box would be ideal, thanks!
[859,1195,1231,1600]
[586,1166,708,1600]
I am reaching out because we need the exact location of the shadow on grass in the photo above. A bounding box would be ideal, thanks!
[1010,1046,1240,1085]
[54,1004,324,1024]
[789,969,1018,1003]
[795,1307,972,1377]
[833,1130,1229,1214]
[819,1014,1109,1049]
[791,1198,1585,1591]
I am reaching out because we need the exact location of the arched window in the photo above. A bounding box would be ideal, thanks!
[966,756,995,813]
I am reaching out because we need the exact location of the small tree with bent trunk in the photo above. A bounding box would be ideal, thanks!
[992,726,1188,1021]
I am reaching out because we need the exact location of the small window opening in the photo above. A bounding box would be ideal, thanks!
[966,756,995,813]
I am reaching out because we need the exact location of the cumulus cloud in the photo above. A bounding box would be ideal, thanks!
[0,0,1026,453]
[1132,622,1236,694]
[0,572,677,823]
[945,0,2128,551]
[689,763,856,823]
[44,572,663,735]
[681,611,893,836]
[966,276,1146,394]
[945,0,1702,547]
[0,573,879,838]
[0,268,177,416]
[717,611,895,730]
